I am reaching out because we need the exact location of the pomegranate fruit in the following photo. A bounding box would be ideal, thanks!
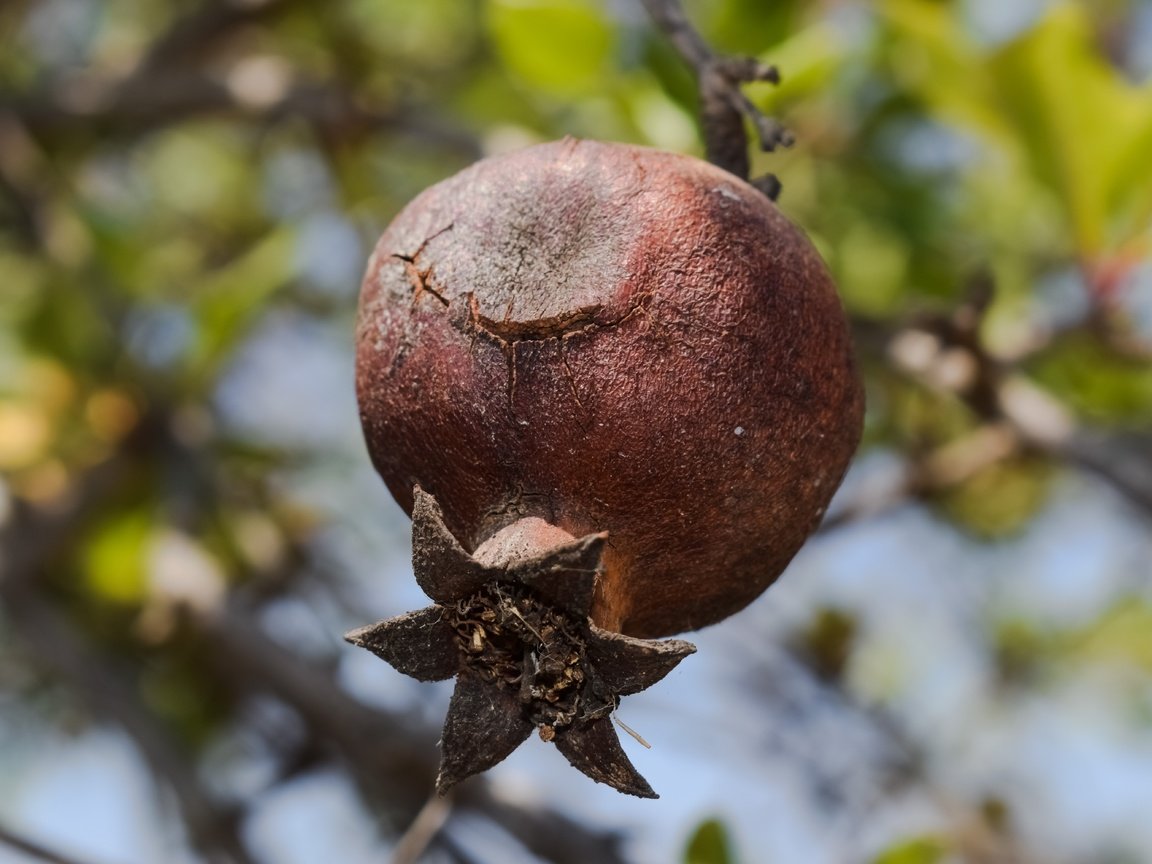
[347,138,863,797]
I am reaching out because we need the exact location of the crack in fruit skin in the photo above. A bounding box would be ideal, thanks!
[443,290,655,419]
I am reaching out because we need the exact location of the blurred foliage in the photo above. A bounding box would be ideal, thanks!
[1,0,1151,862]
[488,0,616,97]
[872,835,947,864]
[937,454,1058,539]
[996,597,1152,685]
[684,817,736,864]
[1028,332,1152,425]
[790,605,858,681]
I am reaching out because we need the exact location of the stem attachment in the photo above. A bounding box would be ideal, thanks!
[640,0,792,198]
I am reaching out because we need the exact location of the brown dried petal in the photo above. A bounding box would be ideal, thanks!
[552,717,656,799]
[412,485,490,602]
[344,606,459,682]
[437,668,533,794]
[508,532,605,618]
[587,625,696,696]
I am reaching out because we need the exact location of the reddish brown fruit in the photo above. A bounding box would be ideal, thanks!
[348,138,863,796]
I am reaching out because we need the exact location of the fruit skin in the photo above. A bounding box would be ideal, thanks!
[356,138,863,639]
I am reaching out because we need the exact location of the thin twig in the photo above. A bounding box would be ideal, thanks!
[639,0,792,196]
[389,791,454,864]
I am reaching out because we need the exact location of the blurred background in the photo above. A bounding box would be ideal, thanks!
[1,0,1151,862]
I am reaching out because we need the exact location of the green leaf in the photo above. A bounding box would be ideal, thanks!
[685,818,735,864]
[487,0,615,98]
[879,1,1152,262]
[832,220,910,316]
[749,22,845,111]
[185,228,297,386]
[343,0,479,68]
[989,4,1152,258]
[872,835,947,864]
[1027,333,1152,426]
[1072,599,1152,674]
[145,125,255,224]
[937,456,1056,540]
[84,508,153,605]
[694,0,804,57]
[878,0,1003,138]
[996,599,1152,681]
[0,248,46,324]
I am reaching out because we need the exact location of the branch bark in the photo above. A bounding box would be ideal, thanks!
[822,296,1152,534]
[639,0,792,197]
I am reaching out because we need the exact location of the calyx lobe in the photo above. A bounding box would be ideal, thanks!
[344,487,695,797]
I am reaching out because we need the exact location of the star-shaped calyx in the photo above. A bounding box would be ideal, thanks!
[345,486,696,798]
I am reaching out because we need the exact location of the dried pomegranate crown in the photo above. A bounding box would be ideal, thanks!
[347,488,693,797]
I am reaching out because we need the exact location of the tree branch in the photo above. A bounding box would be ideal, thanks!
[745,643,1038,864]
[823,288,1152,534]
[193,603,631,864]
[0,580,257,864]
[0,0,479,156]
[889,303,1152,522]
[639,0,792,197]
[126,0,304,77]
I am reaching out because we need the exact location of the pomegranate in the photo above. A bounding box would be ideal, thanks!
[347,138,863,797]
